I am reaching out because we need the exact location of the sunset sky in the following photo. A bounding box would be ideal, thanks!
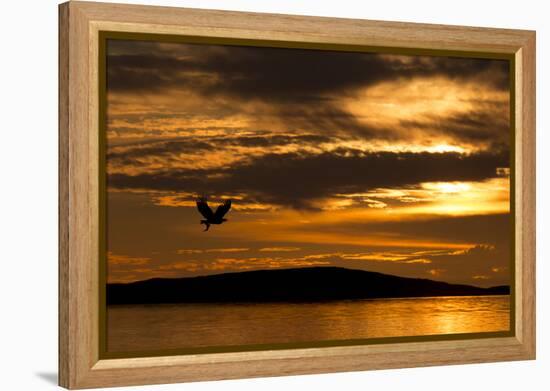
[105,39,511,287]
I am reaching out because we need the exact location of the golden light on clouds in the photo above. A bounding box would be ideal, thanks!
[344,77,509,152]
[176,248,250,254]
[259,247,301,252]
[107,244,497,284]
[107,252,150,265]
[473,275,490,280]
[399,178,509,216]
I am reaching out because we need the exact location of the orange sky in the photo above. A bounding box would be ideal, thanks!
[105,39,511,287]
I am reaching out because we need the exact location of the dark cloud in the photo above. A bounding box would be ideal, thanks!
[274,105,399,139]
[401,110,510,145]
[107,133,334,165]
[211,133,332,148]
[106,46,396,97]
[198,50,510,101]
[108,149,508,208]
[107,40,510,145]
[423,56,509,90]
[107,40,510,101]
[106,53,217,93]
[108,139,212,162]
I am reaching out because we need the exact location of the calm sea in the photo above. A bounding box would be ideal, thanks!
[107,295,510,353]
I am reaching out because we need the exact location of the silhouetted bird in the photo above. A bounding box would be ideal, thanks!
[196,197,231,231]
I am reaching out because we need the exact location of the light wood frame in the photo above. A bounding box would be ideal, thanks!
[59,1,536,389]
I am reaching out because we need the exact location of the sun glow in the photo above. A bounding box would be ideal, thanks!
[426,144,466,154]
[422,181,471,194]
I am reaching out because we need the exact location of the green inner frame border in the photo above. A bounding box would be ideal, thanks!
[98,30,516,360]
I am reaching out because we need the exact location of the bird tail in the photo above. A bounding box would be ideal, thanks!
[200,220,210,232]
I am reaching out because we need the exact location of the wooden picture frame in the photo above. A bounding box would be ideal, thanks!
[59,1,536,389]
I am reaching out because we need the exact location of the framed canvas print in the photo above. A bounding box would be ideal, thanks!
[59,1,536,389]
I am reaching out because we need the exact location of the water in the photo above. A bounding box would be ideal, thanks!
[107,295,510,353]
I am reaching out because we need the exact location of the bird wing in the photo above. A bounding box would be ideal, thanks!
[196,197,214,220]
[214,199,232,219]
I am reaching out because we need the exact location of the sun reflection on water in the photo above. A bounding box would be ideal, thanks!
[107,295,510,353]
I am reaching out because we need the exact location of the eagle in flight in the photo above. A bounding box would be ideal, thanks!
[196,197,232,231]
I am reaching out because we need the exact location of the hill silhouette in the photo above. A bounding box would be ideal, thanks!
[107,266,509,305]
